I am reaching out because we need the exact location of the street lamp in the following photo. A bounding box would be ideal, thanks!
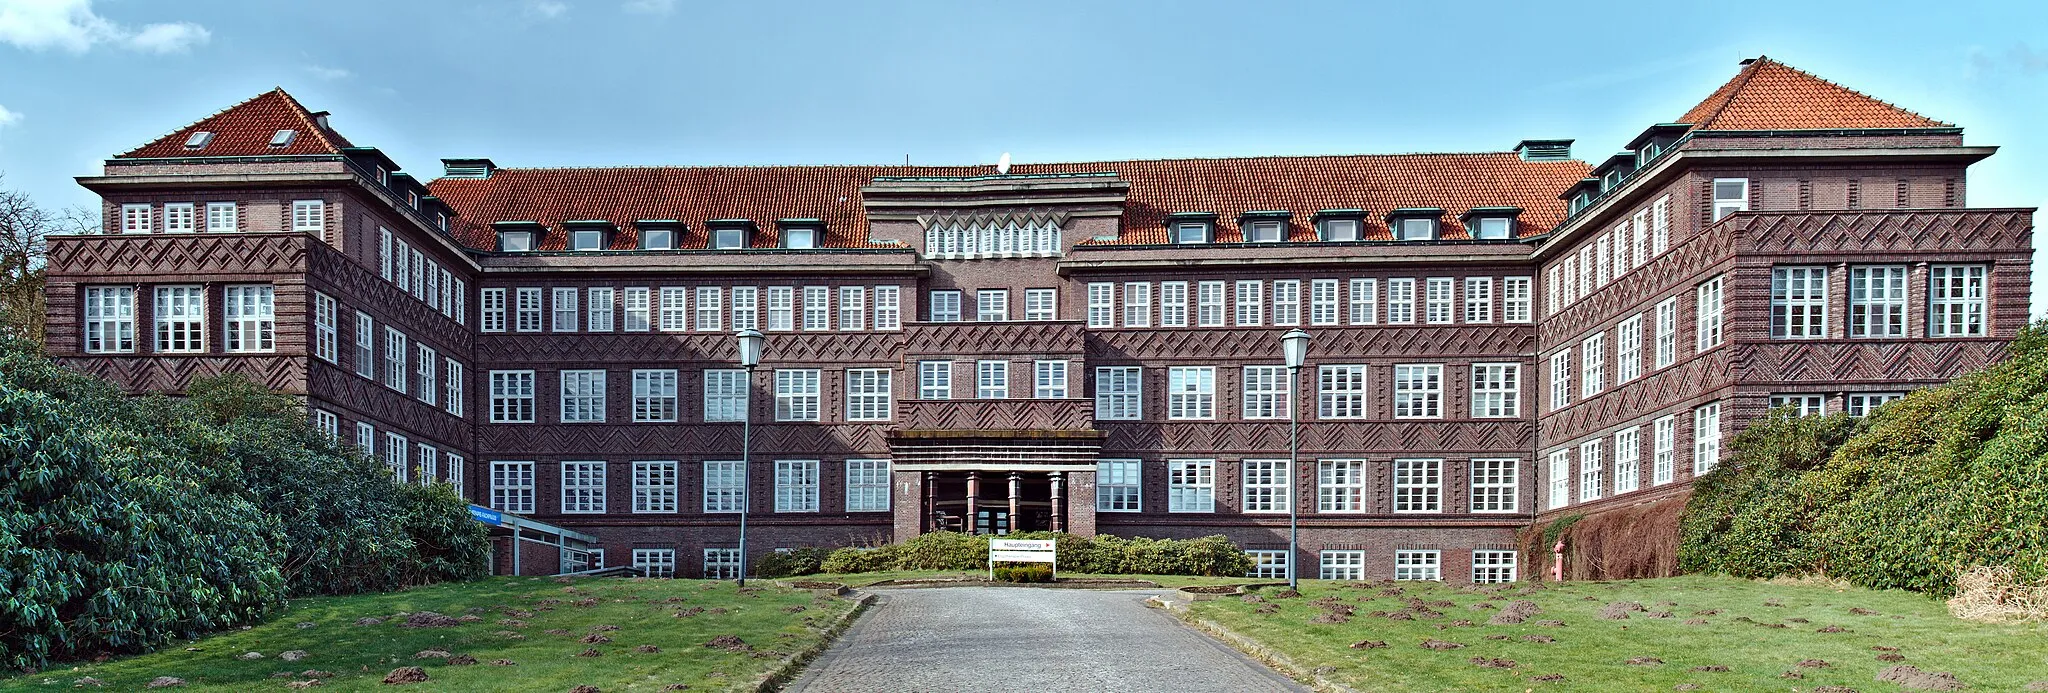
[734,328,765,586]
[1280,328,1311,590]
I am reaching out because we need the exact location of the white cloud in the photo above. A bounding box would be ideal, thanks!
[0,103,19,128]
[306,65,351,80]
[0,0,209,54]
[525,0,568,19]
[623,0,675,14]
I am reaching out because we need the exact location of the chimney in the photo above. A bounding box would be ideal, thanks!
[310,110,331,130]
[1514,139,1575,162]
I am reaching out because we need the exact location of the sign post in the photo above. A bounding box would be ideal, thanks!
[988,539,1058,581]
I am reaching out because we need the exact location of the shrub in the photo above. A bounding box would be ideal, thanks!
[992,564,1053,583]
[821,546,899,574]
[1678,410,1860,578]
[754,547,831,578]
[817,531,1251,577]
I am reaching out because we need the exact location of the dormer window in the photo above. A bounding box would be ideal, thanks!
[499,231,534,252]
[637,222,679,250]
[269,129,297,148]
[376,166,389,186]
[407,191,419,209]
[1175,223,1207,243]
[1164,212,1217,245]
[183,131,214,150]
[571,229,603,251]
[436,213,448,232]
[1237,211,1291,243]
[708,220,754,250]
[1398,218,1436,240]
[779,219,823,249]
[1248,221,1282,242]
[1460,207,1522,240]
[1314,210,1366,241]
[1386,209,1444,241]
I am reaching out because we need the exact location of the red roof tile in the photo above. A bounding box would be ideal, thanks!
[1679,57,1950,131]
[117,88,353,159]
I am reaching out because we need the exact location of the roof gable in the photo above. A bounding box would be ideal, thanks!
[1678,57,1950,131]
[116,88,353,159]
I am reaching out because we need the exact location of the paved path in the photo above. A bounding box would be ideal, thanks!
[786,587,1305,693]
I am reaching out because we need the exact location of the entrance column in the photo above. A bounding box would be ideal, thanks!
[892,470,925,541]
[965,472,980,533]
[1007,472,1021,534]
[1049,472,1064,532]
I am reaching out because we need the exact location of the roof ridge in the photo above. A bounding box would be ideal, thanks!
[1695,56,1766,129]
[116,88,283,158]
[449,150,1559,177]
[269,88,346,153]
[1747,56,1951,128]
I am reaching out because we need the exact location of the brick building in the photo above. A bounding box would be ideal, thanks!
[44,57,2033,582]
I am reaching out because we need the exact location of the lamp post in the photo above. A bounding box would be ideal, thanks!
[1280,328,1311,590]
[734,328,765,586]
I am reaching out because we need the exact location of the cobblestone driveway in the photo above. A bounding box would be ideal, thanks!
[785,587,1305,693]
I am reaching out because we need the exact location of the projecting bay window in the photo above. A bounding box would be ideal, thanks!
[515,288,543,333]
[1771,266,1828,339]
[1470,458,1518,513]
[1929,265,1988,337]
[1696,276,1725,352]
[919,361,952,400]
[774,460,820,513]
[1096,459,1141,512]
[1614,427,1642,494]
[491,461,535,514]
[489,370,536,423]
[1392,364,1442,419]
[561,461,606,514]
[704,461,744,513]
[1546,450,1570,509]
[1310,279,1338,326]
[223,285,275,353]
[846,369,892,421]
[976,289,1009,322]
[1463,277,1492,323]
[1386,278,1416,324]
[1242,459,1289,513]
[633,462,679,513]
[704,369,748,422]
[1317,365,1367,419]
[1033,361,1068,399]
[1849,266,1907,338]
[1694,402,1723,474]
[1318,459,1365,513]
[1160,282,1188,327]
[632,369,678,422]
[1394,550,1441,581]
[1470,363,1520,418]
[153,285,204,353]
[1711,178,1748,222]
[1272,280,1300,326]
[1234,280,1262,326]
[1349,278,1377,325]
[1393,458,1442,513]
[774,369,821,421]
[1166,366,1214,420]
[931,290,963,323]
[1197,281,1225,327]
[846,460,891,512]
[1167,459,1215,513]
[1578,440,1604,501]
[1241,365,1290,419]
[976,361,1009,399]
[1024,288,1057,322]
[1503,277,1532,323]
[1095,366,1142,420]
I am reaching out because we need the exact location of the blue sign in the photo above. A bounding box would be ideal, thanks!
[469,505,503,526]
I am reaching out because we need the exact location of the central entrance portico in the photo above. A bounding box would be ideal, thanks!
[887,429,1100,538]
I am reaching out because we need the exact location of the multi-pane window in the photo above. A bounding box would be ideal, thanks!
[1122,283,1150,327]
[704,369,749,422]
[1654,297,1678,368]
[1034,361,1068,399]
[1548,350,1572,409]
[311,292,337,362]
[445,359,464,416]
[394,242,410,293]
[1246,550,1289,580]
[1613,427,1642,494]
[291,200,325,234]
[1930,265,1988,337]
[418,444,439,484]
[836,286,864,331]
[976,360,1009,399]
[846,460,891,512]
[1653,415,1676,485]
[1472,550,1517,584]
[1025,288,1057,321]
[930,290,963,323]
[514,287,543,333]
[1595,234,1612,286]
[1847,392,1905,417]
[699,286,726,331]
[767,286,796,330]
[1631,211,1648,268]
[873,286,901,330]
[846,369,893,421]
[1463,277,1493,323]
[1580,333,1605,397]
[1167,459,1215,513]
[918,361,952,400]
[1392,364,1442,419]
[1085,283,1113,327]
[120,204,151,233]
[621,287,651,331]
[561,461,607,514]
[1546,450,1570,509]
[774,369,821,421]
[633,549,676,578]
[1394,458,1442,513]
[446,453,465,497]
[1317,365,1367,419]
[659,287,689,332]
[481,288,507,332]
[632,369,678,423]
[1696,275,1725,351]
[223,285,275,352]
[1848,266,1907,338]
[1615,315,1643,383]
[1241,459,1290,513]
[1095,366,1142,420]
[1652,195,1671,254]
[205,202,236,232]
[1470,364,1520,418]
[489,370,536,423]
[1349,278,1377,324]
[704,461,745,513]
[976,289,1009,322]
[1578,439,1604,501]
[1166,366,1215,419]
[153,285,204,353]
[1394,550,1441,581]
[382,328,409,392]
[703,548,742,580]
[1771,266,1829,338]
[1197,281,1226,327]
[1159,282,1188,327]
[1471,458,1518,513]
[162,202,194,233]
[417,345,438,406]
[1310,279,1338,325]
[1096,459,1141,512]
[354,312,374,378]
[1694,402,1723,474]
[491,461,535,514]
[1769,393,1826,417]
[560,370,606,423]
[1318,459,1366,512]
[584,287,614,332]
[548,287,578,332]
[1240,365,1290,419]
[774,460,820,512]
[1234,280,1263,326]
[1711,178,1748,221]
[1272,279,1300,326]
[311,409,339,440]
[1387,278,1416,323]
[1579,246,1596,297]
[1320,550,1365,580]
[726,286,757,330]
[356,422,375,453]
[1503,276,1532,323]
[1424,277,1454,324]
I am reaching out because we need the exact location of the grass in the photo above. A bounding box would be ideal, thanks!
[805,570,1269,589]
[1187,575,2048,692]
[1,577,856,692]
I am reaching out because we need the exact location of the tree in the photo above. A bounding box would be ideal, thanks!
[0,174,97,344]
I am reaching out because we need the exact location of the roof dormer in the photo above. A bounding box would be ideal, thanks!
[706,219,757,250]
[1459,207,1522,240]
[441,158,497,179]
[1312,209,1367,241]
[635,220,682,250]
[1595,152,1636,191]
[1627,124,1690,167]
[1514,139,1574,162]
[777,218,825,249]
[562,220,617,251]
[1163,212,1217,245]
[1561,177,1602,215]
[493,221,545,252]
[1236,211,1293,243]
[1385,208,1445,241]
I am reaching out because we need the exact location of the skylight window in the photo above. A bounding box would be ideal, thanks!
[269,129,297,148]
[183,131,214,149]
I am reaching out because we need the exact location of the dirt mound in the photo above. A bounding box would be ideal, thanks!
[1309,612,1350,624]
[592,624,620,631]
[280,651,307,662]
[1534,619,1566,627]
[1878,665,1966,691]
[398,612,462,628]
[1482,634,1510,641]
[1872,646,1900,652]
[574,648,603,658]
[1349,640,1387,649]
[1850,607,1880,616]
[572,598,599,608]
[238,652,263,660]
[1692,609,1720,616]
[1798,659,1831,668]
[1488,600,1542,625]
[1600,602,1646,620]
[635,645,660,653]
[353,618,383,626]
[301,671,334,679]
[381,667,429,684]
[570,686,600,693]
[1818,625,1849,633]
[499,619,528,627]
[579,634,611,644]
[448,655,478,665]
[1877,653,1906,662]
[414,650,452,659]
[1520,634,1555,643]
[1268,589,1302,599]
[1470,657,1516,669]
[545,629,573,636]
[1529,673,1565,682]
[1690,665,1729,672]
[1625,657,1663,665]
[1239,594,1266,604]
[704,635,751,652]
[2024,682,2048,692]
[1782,670,1805,679]
[1419,639,1465,650]
[283,681,321,689]
[674,607,705,618]
[490,660,516,666]
[146,678,184,689]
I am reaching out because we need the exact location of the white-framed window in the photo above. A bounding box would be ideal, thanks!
[632,369,679,423]
[1694,402,1722,474]
[1234,280,1263,326]
[803,286,831,330]
[491,461,535,514]
[382,327,408,392]
[622,287,652,332]
[1241,459,1290,513]
[703,548,742,580]
[1580,333,1605,397]
[1317,364,1367,419]
[1548,350,1572,410]
[659,287,689,332]
[1394,458,1442,513]
[976,288,1009,322]
[152,285,204,353]
[1424,277,1454,324]
[205,202,237,232]
[355,422,375,453]
[1578,439,1605,501]
[1160,282,1188,327]
[309,291,337,362]
[767,286,795,329]
[774,369,821,421]
[1197,280,1226,327]
[846,368,893,421]
[515,287,543,333]
[1167,459,1215,513]
[489,370,536,423]
[1503,276,1532,323]
[481,288,507,332]
[1025,288,1057,321]
[1122,283,1151,327]
[119,204,151,233]
[1246,550,1289,580]
[1616,315,1643,383]
[1847,392,1905,417]
[1563,256,1577,305]
[445,359,464,416]
[1395,550,1441,581]
[1546,449,1570,509]
[311,409,339,440]
[445,453,465,497]
[1595,234,1612,286]
[378,228,394,280]
[1546,266,1560,314]
[1318,459,1366,513]
[1652,415,1676,485]
[930,290,963,323]
[1246,219,1284,242]
[1696,276,1724,352]
[872,285,900,330]
[1240,365,1290,419]
[1848,266,1907,338]
[846,459,891,512]
[1166,366,1215,420]
[560,461,606,514]
[1653,297,1678,368]
[1771,266,1829,339]
[704,369,749,422]
[1471,458,1518,513]
[702,286,729,331]
[704,461,745,513]
[1319,550,1364,580]
[1387,278,1416,324]
[223,285,275,353]
[774,460,820,512]
[1631,211,1649,268]
[549,287,578,332]
[291,200,325,234]
[354,312,374,378]
[1769,393,1826,417]
[1472,550,1517,584]
[1097,459,1141,512]
[1471,363,1520,418]
[1614,427,1642,494]
[1272,279,1301,326]
[452,278,466,325]
[976,360,1009,399]
[378,438,404,483]
[417,447,437,486]
[1463,277,1493,323]
[417,345,438,406]
[1349,278,1378,325]
[585,287,614,332]
[633,549,676,578]
[424,264,440,312]
[1579,246,1596,297]
[1652,195,1671,254]
[1095,366,1142,420]
[1711,178,1748,222]
[918,361,952,400]
[161,202,194,233]
[1393,364,1442,419]
[559,370,606,423]
[1034,360,1068,399]
[1309,279,1339,326]
[1930,265,1988,337]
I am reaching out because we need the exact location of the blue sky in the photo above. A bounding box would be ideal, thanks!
[1,0,2042,316]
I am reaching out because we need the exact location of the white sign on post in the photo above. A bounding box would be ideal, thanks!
[988,539,1057,581]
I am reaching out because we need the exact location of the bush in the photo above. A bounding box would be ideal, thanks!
[816,531,1252,577]
[821,546,899,574]
[1678,410,1861,578]
[992,564,1053,583]
[754,547,831,578]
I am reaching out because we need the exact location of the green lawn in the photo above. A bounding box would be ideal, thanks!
[2,577,857,692]
[805,570,1269,589]
[1188,575,2048,692]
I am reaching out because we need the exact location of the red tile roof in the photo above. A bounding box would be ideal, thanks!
[116,88,353,159]
[1679,57,1950,131]
[427,153,1591,251]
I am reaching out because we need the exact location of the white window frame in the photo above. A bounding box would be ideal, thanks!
[551,287,578,333]
[586,287,615,332]
[774,460,820,513]
[1472,550,1517,584]
[846,459,891,512]
[1242,459,1291,514]
[1693,402,1722,475]
[1272,279,1301,326]
[1393,458,1442,513]
[1034,360,1068,399]
[382,327,408,392]
[1166,366,1215,420]
[976,360,1010,399]
[481,288,507,333]
[1769,393,1826,417]
[1653,415,1676,485]
[515,287,543,333]
[1463,277,1493,323]
[559,369,607,423]
[491,461,535,514]
[1580,333,1605,398]
[632,369,679,423]
[633,549,676,578]
[872,285,900,330]
[703,548,741,580]
[919,361,952,400]
[977,288,1009,322]
[222,285,275,353]
[560,461,606,514]
[1309,279,1339,326]
[1929,265,1988,337]
[1167,459,1215,513]
[767,286,795,329]
[1503,276,1532,323]
[1696,276,1725,352]
[445,359,464,416]
[1471,458,1518,513]
[1096,459,1141,512]
[1394,549,1441,581]
[416,344,437,406]
[846,368,893,421]
[1470,363,1520,418]
[803,286,831,330]
[205,202,236,232]
[1024,288,1057,321]
[1616,315,1643,383]
[1849,265,1908,338]
[1846,392,1905,417]
[1316,364,1367,419]
[1578,439,1604,502]
[1613,427,1642,494]
[120,204,151,234]
[704,369,749,423]
[153,285,205,354]
[1160,282,1188,327]
[1546,449,1570,509]
[1348,278,1378,325]
[1234,280,1263,326]
[1548,349,1572,410]
[704,461,745,513]
[354,312,374,378]
[1086,284,1115,327]
[1711,178,1749,222]
[1771,266,1829,339]
[1122,283,1151,327]
[1386,278,1416,324]
[162,202,194,233]
[1197,281,1226,327]
[622,287,651,332]
[1392,364,1442,419]
[1318,459,1366,513]
[930,290,963,323]
[1240,365,1291,420]
[1095,366,1142,420]
[489,370,536,423]
[659,287,689,332]
[774,369,821,421]
[1319,550,1364,581]
[1424,277,1454,324]
[291,200,325,234]
[701,286,728,331]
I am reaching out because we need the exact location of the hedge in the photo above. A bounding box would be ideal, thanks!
[819,531,1253,577]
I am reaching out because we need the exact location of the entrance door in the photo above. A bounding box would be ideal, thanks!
[975,509,1011,536]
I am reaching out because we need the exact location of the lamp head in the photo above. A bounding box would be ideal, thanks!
[1281,328,1311,369]
[735,328,765,368]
